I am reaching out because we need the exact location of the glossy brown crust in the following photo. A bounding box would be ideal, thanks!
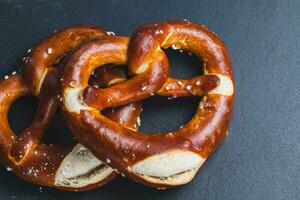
[79,36,170,110]
[0,70,141,191]
[61,20,234,188]
[89,65,127,88]
[63,36,218,110]
[23,25,108,96]
[157,75,219,97]
[0,25,142,191]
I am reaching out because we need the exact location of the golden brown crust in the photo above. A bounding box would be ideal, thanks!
[0,26,142,191]
[23,25,108,96]
[0,71,141,191]
[60,20,234,188]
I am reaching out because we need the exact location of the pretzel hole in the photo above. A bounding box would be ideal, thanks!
[138,49,203,133]
[163,48,203,79]
[8,95,73,145]
[41,110,74,145]
[139,95,200,133]
[8,96,37,135]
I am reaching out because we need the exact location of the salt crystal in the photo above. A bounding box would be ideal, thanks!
[69,81,75,87]
[198,101,205,109]
[167,96,177,100]
[155,29,163,35]
[6,166,12,172]
[137,117,141,126]
[106,31,115,36]
[46,48,53,55]
[171,44,181,50]
[141,86,147,91]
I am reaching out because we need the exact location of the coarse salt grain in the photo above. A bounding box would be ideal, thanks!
[69,81,75,87]
[168,96,177,100]
[168,132,173,136]
[46,48,53,55]
[137,117,141,126]
[155,29,163,35]
[6,166,12,172]
[141,86,147,91]
[171,44,181,50]
[106,31,115,36]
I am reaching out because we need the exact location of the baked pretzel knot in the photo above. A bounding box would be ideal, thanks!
[61,20,234,188]
[0,26,142,191]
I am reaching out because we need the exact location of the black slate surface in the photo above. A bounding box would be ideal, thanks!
[0,0,299,199]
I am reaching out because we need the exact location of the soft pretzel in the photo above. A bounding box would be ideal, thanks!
[60,20,234,188]
[23,25,108,96]
[0,25,142,191]
[0,67,141,191]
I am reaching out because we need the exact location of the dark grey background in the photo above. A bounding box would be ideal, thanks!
[0,0,299,199]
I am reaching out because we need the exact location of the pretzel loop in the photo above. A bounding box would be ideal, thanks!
[0,26,142,191]
[0,69,141,190]
[23,25,108,96]
[61,20,234,188]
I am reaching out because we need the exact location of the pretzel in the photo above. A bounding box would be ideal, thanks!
[0,67,141,191]
[22,25,108,96]
[0,26,142,191]
[60,20,234,188]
